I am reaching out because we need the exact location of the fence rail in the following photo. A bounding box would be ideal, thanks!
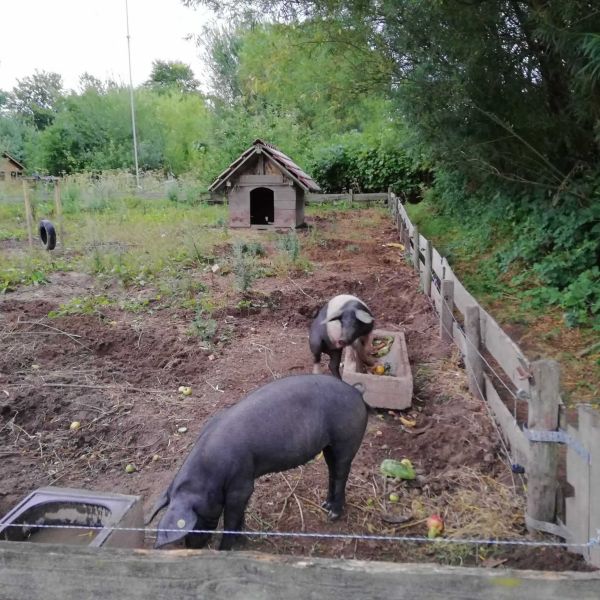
[0,541,599,600]
[306,191,388,204]
[390,192,600,568]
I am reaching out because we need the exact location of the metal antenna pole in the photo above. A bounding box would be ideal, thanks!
[125,0,140,189]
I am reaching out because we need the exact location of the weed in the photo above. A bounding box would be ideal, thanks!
[119,298,155,313]
[233,240,266,257]
[48,295,113,318]
[232,241,258,293]
[190,307,218,342]
[277,231,300,262]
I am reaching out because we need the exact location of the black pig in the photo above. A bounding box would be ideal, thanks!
[309,294,375,378]
[147,374,367,551]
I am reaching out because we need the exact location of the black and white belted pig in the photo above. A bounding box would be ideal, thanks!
[146,374,367,551]
[309,294,375,378]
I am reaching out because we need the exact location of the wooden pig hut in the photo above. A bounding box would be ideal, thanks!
[209,139,321,228]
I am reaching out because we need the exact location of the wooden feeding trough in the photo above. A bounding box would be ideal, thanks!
[342,329,413,410]
[0,487,143,548]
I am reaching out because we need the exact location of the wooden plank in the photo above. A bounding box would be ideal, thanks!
[452,321,466,355]
[565,418,591,559]
[22,180,34,248]
[353,192,388,202]
[441,264,478,317]
[0,542,599,600]
[54,180,63,244]
[423,238,432,297]
[306,192,387,205]
[479,310,531,396]
[465,306,484,400]
[526,360,560,527]
[484,374,530,469]
[412,225,420,273]
[431,284,442,314]
[440,280,454,344]
[306,193,349,204]
[431,248,444,282]
[239,175,284,184]
[577,406,600,567]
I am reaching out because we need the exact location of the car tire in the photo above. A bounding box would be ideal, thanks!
[39,219,57,250]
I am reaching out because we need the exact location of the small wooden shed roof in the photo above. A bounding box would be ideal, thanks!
[209,139,321,193]
[2,151,25,170]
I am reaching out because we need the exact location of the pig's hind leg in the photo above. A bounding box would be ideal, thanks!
[321,446,353,520]
[219,483,254,550]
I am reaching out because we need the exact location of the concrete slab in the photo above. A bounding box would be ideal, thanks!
[342,329,413,410]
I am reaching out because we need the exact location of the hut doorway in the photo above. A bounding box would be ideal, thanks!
[250,187,274,225]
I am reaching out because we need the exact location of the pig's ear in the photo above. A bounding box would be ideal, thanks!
[145,488,169,525]
[154,500,197,548]
[355,309,374,324]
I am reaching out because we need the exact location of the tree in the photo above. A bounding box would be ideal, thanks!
[78,73,106,95]
[145,60,200,94]
[7,70,64,130]
[185,0,600,198]
[199,23,246,103]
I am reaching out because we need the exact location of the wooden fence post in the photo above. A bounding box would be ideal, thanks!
[54,180,63,245]
[465,305,484,400]
[526,359,560,528]
[402,218,411,257]
[440,280,454,343]
[22,179,34,248]
[423,239,432,297]
[349,189,354,204]
[412,225,420,273]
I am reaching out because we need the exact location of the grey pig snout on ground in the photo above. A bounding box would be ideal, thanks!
[146,374,368,551]
[309,294,375,378]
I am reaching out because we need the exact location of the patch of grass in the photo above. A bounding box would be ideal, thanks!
[0,251,71,293]
[48,294,113,318]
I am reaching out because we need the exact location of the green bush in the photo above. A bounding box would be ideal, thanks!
[310,138,426,194]
[422,170,600,329]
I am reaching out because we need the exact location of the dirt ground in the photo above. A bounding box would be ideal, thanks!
[0,208,592,571]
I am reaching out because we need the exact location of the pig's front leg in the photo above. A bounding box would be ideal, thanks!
[185,517,219,549]
[327,349,343,379]
[219,483,254,551]
[321,446,352,520]
[354,333,375,367]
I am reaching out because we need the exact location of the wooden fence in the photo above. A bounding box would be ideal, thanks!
[0,542,599,600]
[389,193,600,567]
[306,191,388,204]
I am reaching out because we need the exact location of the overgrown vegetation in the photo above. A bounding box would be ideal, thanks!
[409,177,600,330]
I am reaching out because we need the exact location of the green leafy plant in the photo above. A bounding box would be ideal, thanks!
[277,231,300,262]
[190,307,218,342]
[231,240,258,292]
[48,295,113,318]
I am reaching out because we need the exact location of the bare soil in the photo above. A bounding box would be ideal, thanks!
[0,208,592,571]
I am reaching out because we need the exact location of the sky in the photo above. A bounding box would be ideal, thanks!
[0,0,217,92]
